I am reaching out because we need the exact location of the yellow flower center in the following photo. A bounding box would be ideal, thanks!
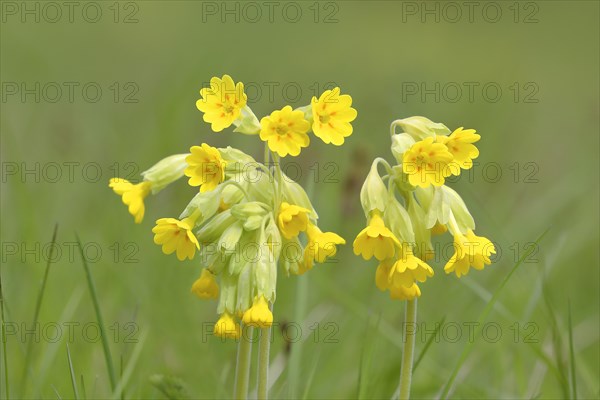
[276,124,289,136]
[319,114,330,124]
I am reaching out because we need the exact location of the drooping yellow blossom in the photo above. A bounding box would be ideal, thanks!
[353,211,401,261]
[402,137,453,188]
[437,127,480,173]
[152,212,201,261]
[191,269,219,299]
[431,222,448,235]
[242,296,273,328]
[444,230,496,277]
[214,312,241,339]
[311,87,357,146]
[389,282,421,300]
[109,178,152,224]
[389,246,434,288]
[184,143,226,192]
[259,106,310,157]
[196,75,247,132]
[304,223,346,263]
[375,259,394,291]
[277,202,310,239]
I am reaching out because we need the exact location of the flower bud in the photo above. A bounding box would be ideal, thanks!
[392,116,450,141]
[384,197,415,243]
[141,154,188,193]
[390,133,416,164]
[360,161,388,215]
[232,105,261,135]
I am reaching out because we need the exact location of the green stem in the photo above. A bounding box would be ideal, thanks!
[257,323,271,400]
[234,326,253,400]
[398,299,417,400]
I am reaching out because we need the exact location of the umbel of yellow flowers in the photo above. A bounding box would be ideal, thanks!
[353,116,496,301]
[110,75,354,339]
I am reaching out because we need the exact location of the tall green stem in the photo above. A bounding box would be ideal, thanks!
[257,323,271,399]
[234,326,253,400]
[399,299,417,400]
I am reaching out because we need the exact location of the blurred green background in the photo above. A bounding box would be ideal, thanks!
[1,1,598,399]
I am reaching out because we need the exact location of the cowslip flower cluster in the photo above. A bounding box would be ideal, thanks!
[110,75,355,339]
[354,116,495,301]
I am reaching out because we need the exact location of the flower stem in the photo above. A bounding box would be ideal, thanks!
[399,299,417,400]
[234,326,253,400]
[257,324,271,399]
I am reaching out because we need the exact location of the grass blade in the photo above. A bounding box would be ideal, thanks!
[112,330,148,399]
[413,315,446,372]
[66,344,80,399]
[301,352,321,400]
[568,301,577,399]
[357,314,379,400]
[439,228,550,399]
[0,261,10,399]
[20,224,58,395]
[75,234,117,391]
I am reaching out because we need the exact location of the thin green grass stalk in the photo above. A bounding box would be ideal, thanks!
[398,299,417,400]
[542,280,570,398]
[76,235,117,391]
[234,326,254,400]
[80,375,87,400]
[301,352,321,400]
[257,325,271,400]
[288,273,308,398]
[66,344,80,399]
[413,316,446,372]
[51,385,63,400]
[358,315,380,400]
[0,262,10,400]
[567,301,577,400]
[439,228,550,399]
[20,224,58,396]
[111,330,148,399]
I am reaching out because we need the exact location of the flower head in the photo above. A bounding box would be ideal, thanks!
[242,296,273,328]
[444,230,495,277]
[191,269,219,299]
[389,282,421,301]
[437,127,480,173]
[214,312,241,339]
[311,87,357,145]
[184,144,226,192]
[152,212,201,261]
[277,202,310,239]
[304,223,346,263]
[389,246,434,288]
[402,137,454,188]
[353,211,401,261]
[196,75,247,132]
[260,106,310,157]
[109,178,152,224]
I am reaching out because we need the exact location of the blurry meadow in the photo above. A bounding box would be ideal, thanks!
[1,1,598,399]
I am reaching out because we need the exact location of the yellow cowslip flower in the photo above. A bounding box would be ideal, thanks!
[353,211,401,261]
[437,127,480,173]
[444,230,496,277]
[389,282,421,300]
[109,178,152,224]
[152,212,201,261]
[184,143,227,193]
[242,296,273,328]
[375,259,394,291]
[402,137,453,188]
[389,246,434,288]
[431,222,448,235]
[191,269,219,299]
[277,202,310,239]
[214,312,241,339]
[311,87,357,146]
[304,223,346,263]
[196,75,247,132]
[259,106,310,157]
